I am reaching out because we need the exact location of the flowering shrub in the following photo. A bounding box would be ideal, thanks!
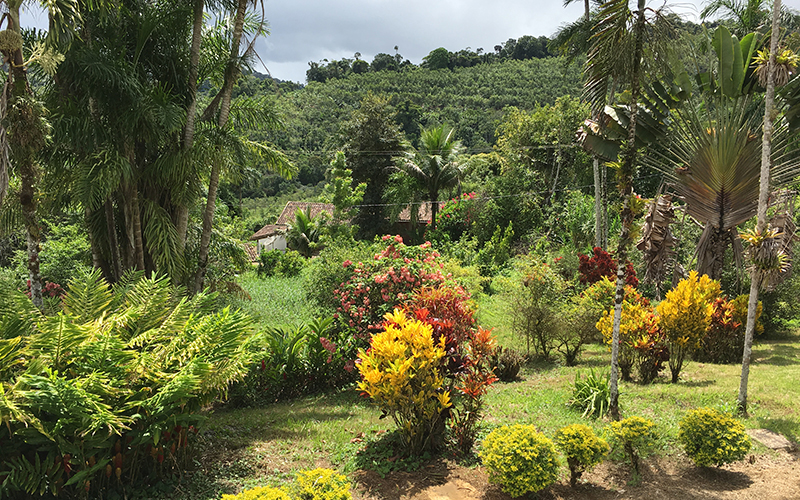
[679,408,751,467]
[657,271,720,382]
[334,236,450,338]
[554,424,609,486]
[426,192,478,244]
[578,247,638,288]
[609,416,657,475]
[357,309,451,456]
[479,424,560,497]
[292,468,352,500]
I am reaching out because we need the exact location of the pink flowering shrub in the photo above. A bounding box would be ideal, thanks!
[426,192,478,243]
[334,236,453,338]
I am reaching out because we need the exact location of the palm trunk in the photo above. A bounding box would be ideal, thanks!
[594,158,603,248]
[609,0,647,421]
[7,9,44,308]
[430,193,439,231]
[738,0,781,417]
[194,0,248,292]
[177,0,205,253]
[104,197,123,280]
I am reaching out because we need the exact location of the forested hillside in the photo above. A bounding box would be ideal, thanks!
[234,57,582,201]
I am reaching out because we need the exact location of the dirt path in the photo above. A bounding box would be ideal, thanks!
[352,451,800,500]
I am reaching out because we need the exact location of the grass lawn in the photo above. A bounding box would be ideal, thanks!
[172,276,799,499]
[169,338,799,499]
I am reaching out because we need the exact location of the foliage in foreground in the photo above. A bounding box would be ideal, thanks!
[479,424,560,497]
[220,468,351,500]
[678,407,751,467]
[0,270,254,498]
[609,416,658,476]
[554,424,609,487]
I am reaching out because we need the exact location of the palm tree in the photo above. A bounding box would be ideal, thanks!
[0,0,83,308]
[556,0,608,248]
[701,0,770,35]
[286,207,322,258]
[583,0,674,419]
[738,0,783,417]
[395,125,463,231]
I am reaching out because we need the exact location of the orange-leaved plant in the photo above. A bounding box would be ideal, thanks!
[357,309,452,456]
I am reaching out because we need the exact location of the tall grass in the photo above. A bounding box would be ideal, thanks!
[230,271,323,329]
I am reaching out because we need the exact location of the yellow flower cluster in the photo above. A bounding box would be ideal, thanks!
[357,309,451,454]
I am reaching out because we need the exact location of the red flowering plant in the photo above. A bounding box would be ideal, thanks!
[426,192,479,244]
[334,235,452,339]
[578,247,638,288]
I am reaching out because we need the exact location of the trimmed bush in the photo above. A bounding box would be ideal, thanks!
[679,408,751,467]
[554,424,609,486]
[292,468,352,500]
[479,424,559,497]
[221,486,291,500]
[609,416,657,475]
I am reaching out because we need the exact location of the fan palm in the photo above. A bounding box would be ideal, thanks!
[395,125,463,231]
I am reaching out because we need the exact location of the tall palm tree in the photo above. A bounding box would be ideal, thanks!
[395,125,463,231]
[738,0,783,417]
[0,0,83,308]
[584,0,674,419]
[556,0,608,248]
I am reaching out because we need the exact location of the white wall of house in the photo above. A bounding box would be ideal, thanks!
[256,234,287,254]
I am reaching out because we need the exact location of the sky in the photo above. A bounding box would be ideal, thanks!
[20,0,798,85]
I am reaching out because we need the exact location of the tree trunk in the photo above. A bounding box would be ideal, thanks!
[430,192,439,231]
[7,9,44,308]
[609,0,647,421]
[177,0,205,252]
[738,0,781,417]
[104,197,123,280]
[194,0,248,292]
[594,158,603,248]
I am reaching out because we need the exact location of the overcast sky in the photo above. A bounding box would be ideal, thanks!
[22,0,799,84]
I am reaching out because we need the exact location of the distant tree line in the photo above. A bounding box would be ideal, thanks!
[306,35,555,83]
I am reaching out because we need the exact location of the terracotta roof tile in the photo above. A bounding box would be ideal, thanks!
[249,224,287,241]
[275,201,335,225]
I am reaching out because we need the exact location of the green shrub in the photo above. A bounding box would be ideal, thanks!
[609,416,657,475]
[0,269,254,498]
[479,424,560,497]
[258,250,305,278]
[570,369,610,419]
[678,408,751,467]
[303,240,375,313]
[508,259,566,358]
[292,468,352,500]
[489,346,523,382]
[257,249,283,277]
[221,486,291,500]
[554,424,609,486]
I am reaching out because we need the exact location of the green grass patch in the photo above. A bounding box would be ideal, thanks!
[229,271,321,330]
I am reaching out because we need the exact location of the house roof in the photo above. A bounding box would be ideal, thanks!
[397,202,446,223]
[275,202,334,225]
[243,243,259,262]
[249,202,335,241]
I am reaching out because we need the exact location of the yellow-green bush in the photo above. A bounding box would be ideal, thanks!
[609,416,657,475]
[554,424,609,486]
[357,309,451,455]
[221,486,290,500]
[679,408,751,467]
[657,271,720,382]
[292,468,352,500]
[479,424,560,497]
